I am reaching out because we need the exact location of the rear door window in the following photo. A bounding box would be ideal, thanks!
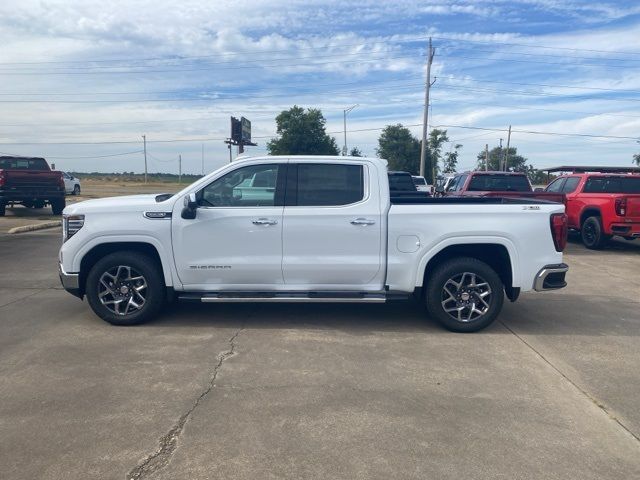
[295,163,364,206]
[583,176,640,194]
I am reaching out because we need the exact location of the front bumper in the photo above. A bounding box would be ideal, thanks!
[534,263,569,291]
[59,263,82,298]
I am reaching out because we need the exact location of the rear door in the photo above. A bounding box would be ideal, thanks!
[281,161,384,288]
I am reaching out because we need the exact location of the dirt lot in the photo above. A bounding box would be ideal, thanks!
[0,226,639,479]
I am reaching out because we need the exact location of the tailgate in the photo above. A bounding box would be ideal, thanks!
[627,196,640,218]
[5,170,61,187]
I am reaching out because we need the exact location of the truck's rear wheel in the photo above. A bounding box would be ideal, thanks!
[50,198,65,215]
[86,252,165,326]
[581,216,610,250]
[425,257,504,333]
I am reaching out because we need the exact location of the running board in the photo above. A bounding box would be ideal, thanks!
[177,291,405,303]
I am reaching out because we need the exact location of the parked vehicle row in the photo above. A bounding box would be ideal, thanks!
[436,166,640,250]
[59,155,568,333]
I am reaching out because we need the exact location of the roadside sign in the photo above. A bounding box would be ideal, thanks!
[241,117,251,143]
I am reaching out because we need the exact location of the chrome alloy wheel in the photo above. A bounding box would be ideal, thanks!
[98,265,147,316]
[441,272,492,323]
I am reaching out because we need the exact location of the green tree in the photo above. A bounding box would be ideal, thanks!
[634,153,640,166]
[376,124,421,174]
[476,146,528,172]
[442,143,462,174]
[426,129,450,179]
[526,166,553,186]
[349,147,363,157]
[267,106,339,155]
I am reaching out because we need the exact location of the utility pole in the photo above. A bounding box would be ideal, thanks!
[178,154,182,184]
[342,104,358,155]
[503,125,512,171]
[485,144,489,171]
[201,144,204,176]
[420,37,436,179]
[142,135,148,183]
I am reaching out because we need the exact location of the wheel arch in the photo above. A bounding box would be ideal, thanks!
[78,241,171,296]
[417,242,518,301]
[580,207,602,227]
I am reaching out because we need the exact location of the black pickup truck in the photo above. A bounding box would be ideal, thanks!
[0,156,66,216]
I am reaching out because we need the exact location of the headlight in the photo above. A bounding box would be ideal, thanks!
[63,214,85,241]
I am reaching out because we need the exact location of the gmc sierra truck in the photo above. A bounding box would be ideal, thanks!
[0,156,66,216]
[59,156,568,332]
[543,166,640,249]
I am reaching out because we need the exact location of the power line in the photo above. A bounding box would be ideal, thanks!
[431,35,640,57]
[1,123,638,146]
[0,53,416,76]
[441,52,639,69]
[437,83,640,103]
[46,150,144,159]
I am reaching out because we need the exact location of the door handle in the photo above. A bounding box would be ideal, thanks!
[252,218,278,226]
[350,218,375,226]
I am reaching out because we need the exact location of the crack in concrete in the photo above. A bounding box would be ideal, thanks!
[126,326,244,480]
[500,319,640,445]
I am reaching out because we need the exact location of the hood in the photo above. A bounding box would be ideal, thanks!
[63,193,174,215]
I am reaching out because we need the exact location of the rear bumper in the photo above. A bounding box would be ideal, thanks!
[0,189,65,202]
[534,263,569,291]
[59,263,82,298]
[609,223,640,237]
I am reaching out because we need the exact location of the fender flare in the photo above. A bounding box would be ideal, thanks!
[414,236,519,288]
[71,235,175,287]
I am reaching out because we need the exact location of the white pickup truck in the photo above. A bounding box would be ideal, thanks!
[59,156,568,332]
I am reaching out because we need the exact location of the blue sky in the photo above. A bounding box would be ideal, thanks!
[0,0,639,174]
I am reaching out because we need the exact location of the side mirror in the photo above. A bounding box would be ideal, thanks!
[181,192,198,219]
[534,187,544,192]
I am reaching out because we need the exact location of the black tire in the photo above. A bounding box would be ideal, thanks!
[50,197,65,215]
[86,252,165,326]
[581,216,610,250]
[73,184,80,195]
[33,200,45,209]
[0,203,5,216]
[425,257,504,333]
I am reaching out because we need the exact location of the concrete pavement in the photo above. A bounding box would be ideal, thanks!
[0,231,639,479]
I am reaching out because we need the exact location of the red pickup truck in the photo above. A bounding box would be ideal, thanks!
[543,166,640,249]
[438,171,565,203]
[0,156,66,216]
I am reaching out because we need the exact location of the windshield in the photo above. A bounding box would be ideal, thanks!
[467,174,531,192]
[0,157,49,170]
[412,177,427,185]
[389,173,417,192]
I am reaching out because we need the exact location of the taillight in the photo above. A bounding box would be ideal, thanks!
[615,197,627,216]
[58,173,65,189]
[550,213,568,252]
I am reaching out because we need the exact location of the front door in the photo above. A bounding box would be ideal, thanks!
[172,162,286,290]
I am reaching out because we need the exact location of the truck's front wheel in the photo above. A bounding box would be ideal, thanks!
[425,257,504,333]
[86,252,165,326]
